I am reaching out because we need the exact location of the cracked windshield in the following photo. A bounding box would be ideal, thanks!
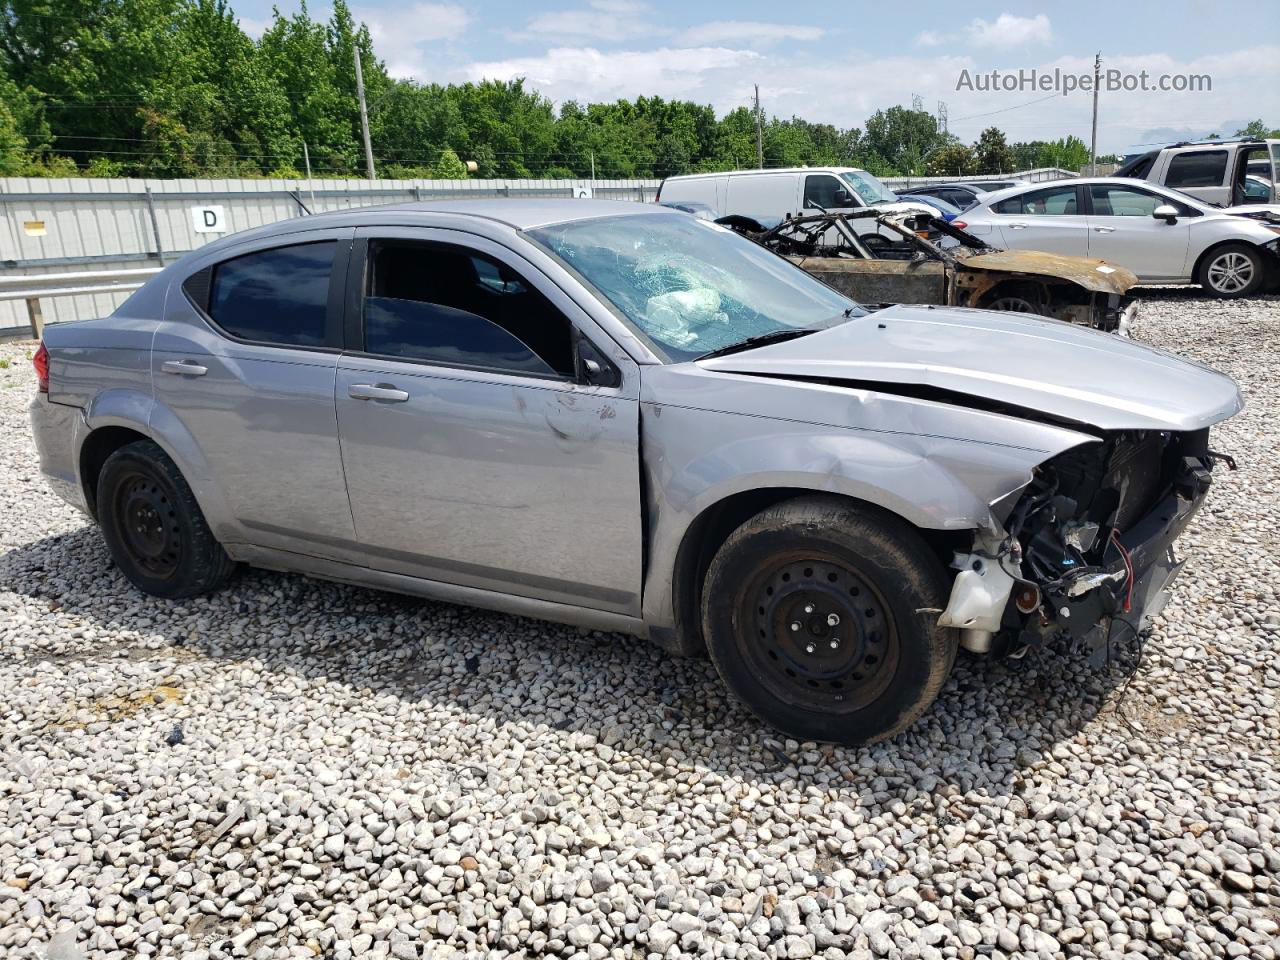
[530,213,862,361]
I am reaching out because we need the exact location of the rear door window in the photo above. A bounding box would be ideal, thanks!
[204,241,338,347]
[991,185,1079,215]
[1165,150,1228,188]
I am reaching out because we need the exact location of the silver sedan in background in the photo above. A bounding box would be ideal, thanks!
[959,177,1280,297]
[29,200,1242,743]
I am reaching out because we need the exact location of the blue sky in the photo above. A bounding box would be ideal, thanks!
[236,0,1279,153]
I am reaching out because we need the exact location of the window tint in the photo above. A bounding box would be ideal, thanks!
[208,241,336,346]
[362,241,575,377]
[1166,150,1227,188]
[1088,185,1164,217]
[991,185,1079,215]
[803,175,851,209]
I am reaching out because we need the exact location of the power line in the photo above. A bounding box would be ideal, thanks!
[948,92,1061,124]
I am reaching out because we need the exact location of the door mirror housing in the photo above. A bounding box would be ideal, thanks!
[833,188,853,208]
[1152,204,1180,224]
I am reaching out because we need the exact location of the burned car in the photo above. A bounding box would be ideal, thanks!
[29,200,1239,745]
[721,209,1139,333]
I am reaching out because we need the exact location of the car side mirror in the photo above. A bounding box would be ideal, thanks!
[1152,204,1179,224]
[834,188,852,207]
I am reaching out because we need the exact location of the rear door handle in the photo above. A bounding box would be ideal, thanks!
[1008,223,1028,229]
[161,360,208,377]
[348,383,409,403]
[1093,226,1116,233]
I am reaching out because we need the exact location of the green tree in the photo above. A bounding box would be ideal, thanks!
[862,106,949,175]
[926,143,975,177]
[972,126,1014,174]
[1235,120,1280,138]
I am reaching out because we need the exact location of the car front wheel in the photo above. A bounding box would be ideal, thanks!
[1200,243,1265,298]
[701,496,957,745]
[97,439,236,598]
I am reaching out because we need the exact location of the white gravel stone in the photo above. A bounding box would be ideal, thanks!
[2,290,1279,960]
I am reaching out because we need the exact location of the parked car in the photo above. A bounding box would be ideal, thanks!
[722,208,1138,332]
[960,178,1280,297]
[1115,137,1279,206]
[30,200,1242,744]
[657,167,935,244]
[896,180,1026,212]
[893,192,963,221]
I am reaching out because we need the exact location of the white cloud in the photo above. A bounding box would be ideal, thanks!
[453,42,1280,158]
[465,46,762,102]
[679,21,824,48]
[916,13,1051,50]
[354,3,469,78]
[238,15,272,38]
[966,13,1052,48]
[524,0,661,43]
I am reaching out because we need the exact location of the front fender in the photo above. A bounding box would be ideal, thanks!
[638,366,1098,632]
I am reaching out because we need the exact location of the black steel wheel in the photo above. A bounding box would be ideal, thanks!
[97,440,235,598]
[702,496,957,745]
[747,558,899,712]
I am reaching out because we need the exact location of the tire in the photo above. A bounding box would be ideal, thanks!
[1199,243,1266,298]
[858,233,891,253]
[96,439,235,598]
[701,496,957,745]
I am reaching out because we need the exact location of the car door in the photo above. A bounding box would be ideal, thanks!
[333,226,643,615]
[989,183,1089,256]
[154,229,359,560]
[1084,184,1191,281]
[1162,149,1230,206]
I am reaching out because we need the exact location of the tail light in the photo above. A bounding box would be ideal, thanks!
[32,341,49,393]
[952,220,967,230]
[654,182,663,203]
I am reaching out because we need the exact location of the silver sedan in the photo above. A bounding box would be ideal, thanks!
[29,199,1242,743]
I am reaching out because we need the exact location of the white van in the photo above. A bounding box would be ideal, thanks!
[656,167,935,241]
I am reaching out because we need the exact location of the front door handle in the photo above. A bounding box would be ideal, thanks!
[1093,226,1116,233]
[1007,222,1028,229]
[161,360,208,377]
[348,383,409,403]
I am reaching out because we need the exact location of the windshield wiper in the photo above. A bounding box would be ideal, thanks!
[697,327,819,360]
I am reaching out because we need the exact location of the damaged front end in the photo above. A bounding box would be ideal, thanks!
[940,428,1232,665]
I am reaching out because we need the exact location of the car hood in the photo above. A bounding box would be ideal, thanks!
[697,304,1243,432]
[957,249,1138,295]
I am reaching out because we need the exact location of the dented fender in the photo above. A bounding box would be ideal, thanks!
[638,364,1096,632]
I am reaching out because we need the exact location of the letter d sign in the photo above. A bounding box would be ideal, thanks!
[191,205,227,234]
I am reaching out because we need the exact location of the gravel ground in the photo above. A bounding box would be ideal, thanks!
[1,293,1278,960]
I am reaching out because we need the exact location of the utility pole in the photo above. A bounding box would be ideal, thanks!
[1089,52,1101,176]
[354,47,376,181]
[590,151,596,181]
[753,84,764,169]
[302,141,316,211]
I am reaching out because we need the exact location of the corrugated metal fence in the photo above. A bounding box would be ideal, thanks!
[0,176,660,331]
[0,167,1074,334]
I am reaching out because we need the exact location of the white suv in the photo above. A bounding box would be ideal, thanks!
[959,177,1280,297]
[1116,138,1279,207]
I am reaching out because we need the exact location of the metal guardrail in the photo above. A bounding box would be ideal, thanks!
[0,267,161,337]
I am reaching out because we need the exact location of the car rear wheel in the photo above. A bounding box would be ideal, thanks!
[97,440,235,598]
[1200,243,1265,298]
[701,496,957,745]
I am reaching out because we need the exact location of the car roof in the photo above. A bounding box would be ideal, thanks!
[662,167,868,181]
[185,198,666,255]
[973,176,1211,207]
